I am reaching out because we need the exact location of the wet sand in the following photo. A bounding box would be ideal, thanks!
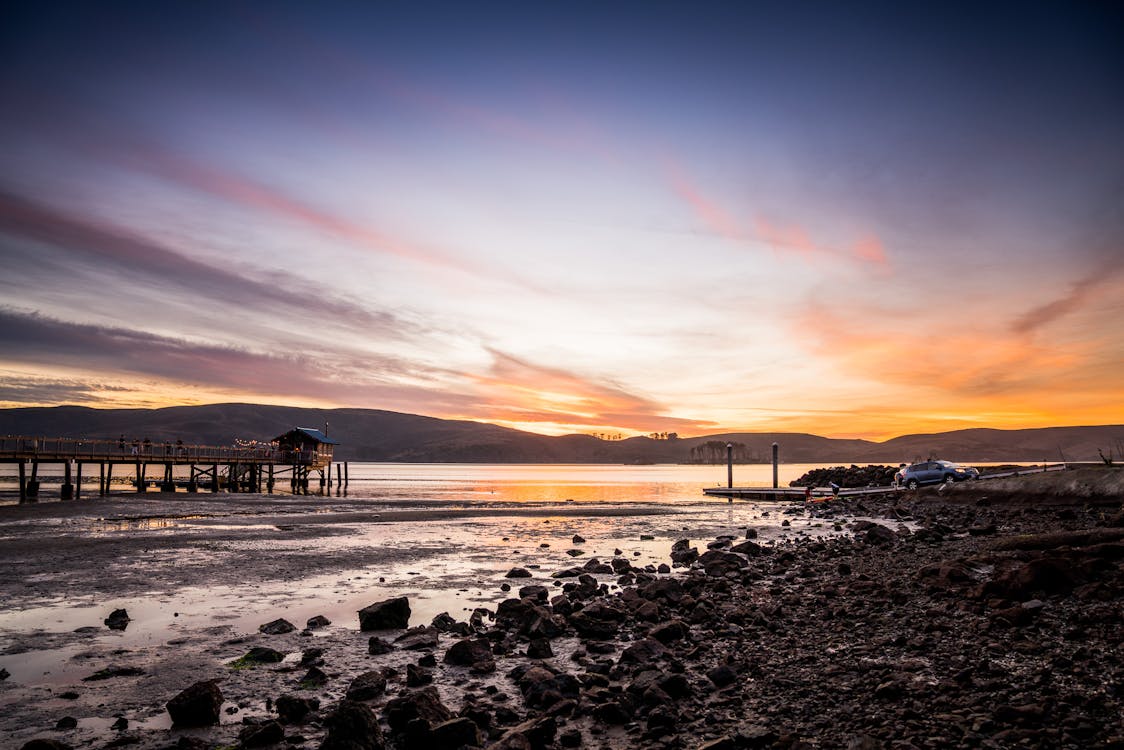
[0,491,809,748]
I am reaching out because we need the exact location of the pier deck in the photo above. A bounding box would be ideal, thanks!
[704,463,1067,500]
[1,435,345,502]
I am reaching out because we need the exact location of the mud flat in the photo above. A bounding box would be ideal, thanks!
[2,468,1123,749]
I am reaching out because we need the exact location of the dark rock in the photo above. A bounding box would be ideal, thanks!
[321,700,385,750]
[698,550,748,576]
[306,615,331,630]
[430,717,483,748]
[619,637,667,665]
[258,618,296,635]
[367,637,393,655]
[110,716,128,730]
[104,609,131,631]
[238,647,285,665]
[20,742,74,750]
[572,534,585,543]
[968,524,998,536]
[55,717,78,730]
[275,694,319,723]
[166,680,223,727]
[648,619,688,644]
[527,638,554,659]
[406,663,432,687]
[300,647,324,666]
[506,568,533,578]
[82,665,145,681]
[518,666,581,709]
[444,638,495,670]
[394,626,439,650]
[238,719,284,747]
[346,670,388,701]
[862,524,897,546]
[670,539,699,565]
[566,549,585,557]
[0,667,8,680]
[551,567,584,578]
[518,585,549,601]
[358,597,411,630]
[431,612,471,635]
[730,540,763,556]
[299,666,328,688]
[384,686,453,732]
[706,664,737,688]
[494,716,557,749]
[986,557,1081,598]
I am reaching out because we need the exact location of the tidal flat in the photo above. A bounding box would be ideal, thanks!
[1,471,1122,749]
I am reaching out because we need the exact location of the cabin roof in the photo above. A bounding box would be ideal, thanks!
[273,427,340,445]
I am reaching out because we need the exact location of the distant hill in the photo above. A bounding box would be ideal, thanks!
[0,403,1120,463]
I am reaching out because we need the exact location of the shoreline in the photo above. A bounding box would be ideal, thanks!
[1,474,1122,749]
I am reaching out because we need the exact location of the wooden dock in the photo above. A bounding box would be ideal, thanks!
[703,485,902,500]
[0,435,348,502]
[704,464,1067,501]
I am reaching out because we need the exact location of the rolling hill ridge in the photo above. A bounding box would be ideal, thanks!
[0,404,1120,464]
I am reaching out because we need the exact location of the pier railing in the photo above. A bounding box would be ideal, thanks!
[0,435,330,466]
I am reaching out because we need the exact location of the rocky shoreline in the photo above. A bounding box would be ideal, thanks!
[13,472,1124,750]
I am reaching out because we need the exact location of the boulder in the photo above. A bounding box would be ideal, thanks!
[306,615,331,630]
[862,524,897,546]
[166,680,223,727]
[506,568,533,578]
[368,637,393,655]
[359,597,411,630]
[394,626,439,650]
[430,717,483,749]
[321,700,385,750]
[648,619,688,644]
[275,694,318,723]
[237,647,284,665]
[104,609,130,631]
[258,618,296,635]
[384,686,453,732]
[346,670,388,701]
[444,638,495,669]
[238,719,284,747]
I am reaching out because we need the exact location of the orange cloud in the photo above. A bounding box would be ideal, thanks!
[466,349,716,435]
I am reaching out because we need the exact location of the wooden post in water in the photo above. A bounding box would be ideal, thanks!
[62,460,74,500]
[18,460,27,503]
[344,462,349,486]
[726,443,733,488]
[211,464,219,493]
[772,442,779,489]
[28,460,40,500]
[267,463,274,493]
[76,462,83,500]
[99,462,106,496]
[105,463,113,495]
[135,460,145,492]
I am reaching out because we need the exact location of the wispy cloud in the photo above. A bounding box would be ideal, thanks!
[1010,263,1122,334]
[664,159,891,270]
[0,190,412,337]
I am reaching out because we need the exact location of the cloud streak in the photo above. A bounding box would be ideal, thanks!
[0,190,412,337]
[665,159,892,270]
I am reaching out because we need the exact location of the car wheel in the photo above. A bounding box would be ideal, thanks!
[944,474,956,484]
[907,479,919,490]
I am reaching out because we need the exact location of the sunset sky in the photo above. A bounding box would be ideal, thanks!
[1,2,1122,439]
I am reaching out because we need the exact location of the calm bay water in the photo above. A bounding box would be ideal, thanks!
[1,461,834,502]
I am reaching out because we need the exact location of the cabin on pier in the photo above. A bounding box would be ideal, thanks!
[273,427,338,469]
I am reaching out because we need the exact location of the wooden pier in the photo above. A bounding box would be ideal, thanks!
[704,464,1067,501]
[0,428,347,502]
